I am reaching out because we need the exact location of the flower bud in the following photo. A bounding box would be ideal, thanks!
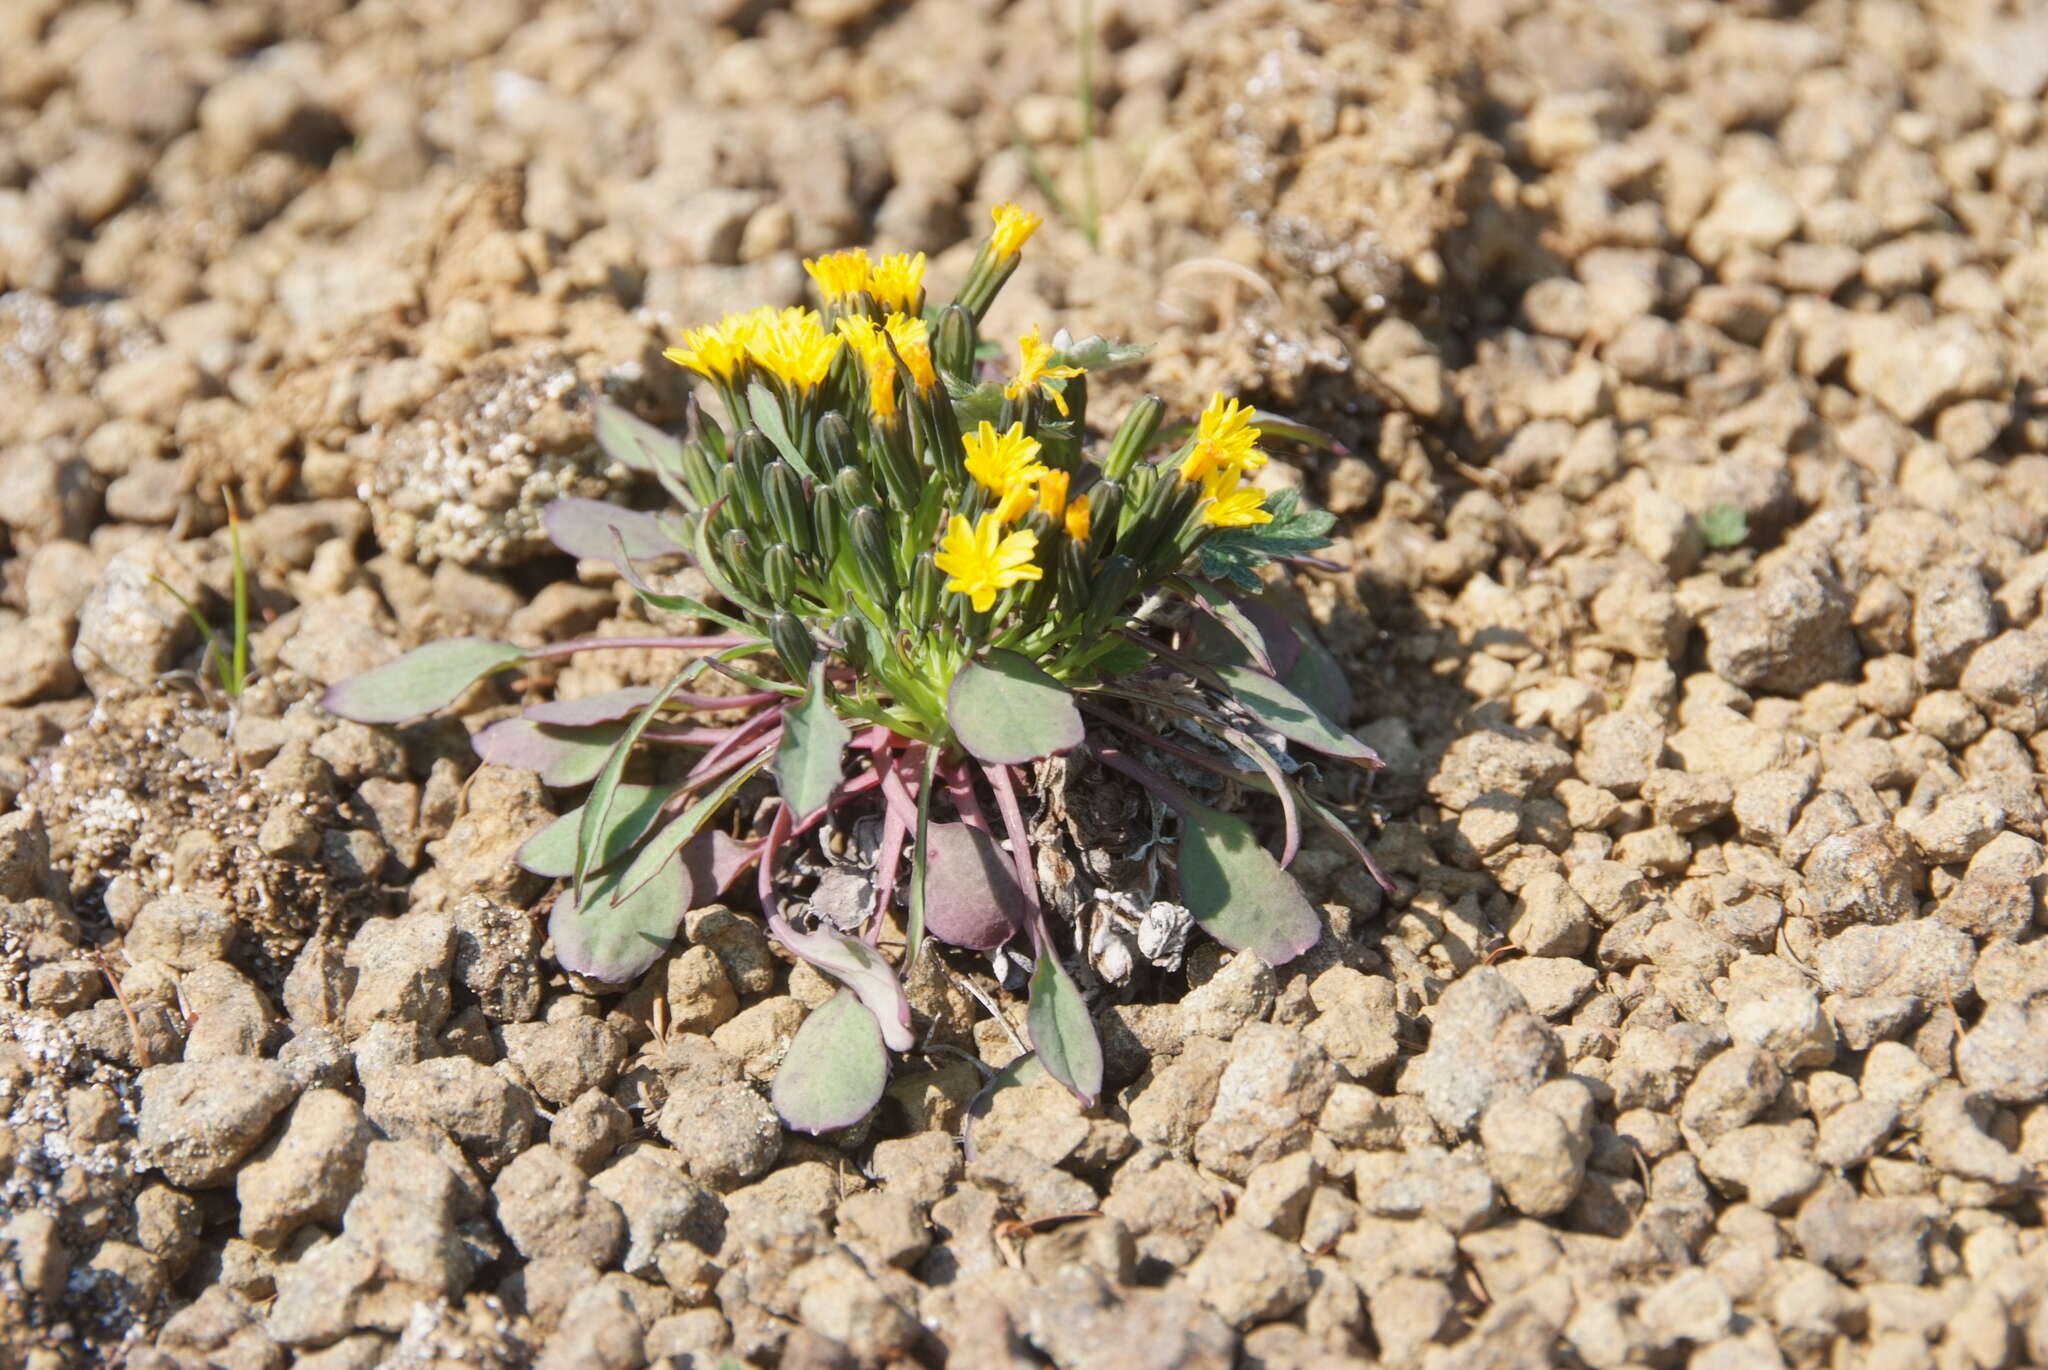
[817,411,858,472]
[731,429,775,525]
[1085,481,1121,558]
[763,460,810,556]
[849,506,897,606]
[1102,395,1165,480]
[906,550,940,626]
[810,485,841,566]
[935,304,977,383]
[762,543,798,605]
[768,612,815,679]
[1082,555,1141,636]
[832,465,877,512]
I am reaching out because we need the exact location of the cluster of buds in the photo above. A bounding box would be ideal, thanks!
[656,203,1275,740]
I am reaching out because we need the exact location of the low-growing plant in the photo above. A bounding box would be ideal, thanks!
[326,205,1387,1131]
[154,494,254,702]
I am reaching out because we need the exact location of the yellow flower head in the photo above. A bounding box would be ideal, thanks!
[989,202,1043,259]
[867,253,926,314]
[804,249,871,307]
[1180,392,1267,483]
[1064,493,1092,542]
[1198,468,1272,528]
[749,307,841,392]
[836,316,899,419]
[1003,325,1085,416]
[1035,468,1069,522]
[963,421,1047,505]
[884,313,936,391]
[664,316,752,384]
[936,512,1042,612]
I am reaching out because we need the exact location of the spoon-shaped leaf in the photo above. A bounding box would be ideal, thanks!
[549,851,690,982]
[1213,662,1377,765]
[921,822,1027,951]
[771,989,889,1134]
[774,661,851,821]
[947,650,1084,765]
[517,784,667,878]
[1027,947,1102,1106]
[541,498,687,561]
[521,686,661,728]
[1176,801,1322,965]
[321,639,524,724]
[768,919,915,1052]
[592,398,686,476]
[472,718,629,788]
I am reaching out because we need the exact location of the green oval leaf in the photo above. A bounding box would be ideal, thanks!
[947,650,1085,765]
[1213,661,1376,765]
[771,990,889,1134]
[1177,801,1322,965]
[1027,947,1102,1106]
[321,639,524,724]
[773,661,851,822]
[517,784,667,878]
[549,853,690,982]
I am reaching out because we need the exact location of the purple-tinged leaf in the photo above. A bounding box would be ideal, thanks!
[947,650,1084,765]
[920,822,1027,952]
[1186,582,1275,674]
[770,918,915,1052]
[903,746,938,967]
[1027,947,1102,1106]
[575,668,701,900]
[611,540,754,635]
[522,686,661,728]
[472,718,628,787]
[1177,801,1322,965]
[321,638,524,724]
[615,754,770,901]
[549,853,689,982]
[1214,662,1378,765]
[518,783,667,877]
[592,398,685,476]
[773,661,851,821]
[771,989,889,1134]
[681,829,758,897]
[542,498,686,561]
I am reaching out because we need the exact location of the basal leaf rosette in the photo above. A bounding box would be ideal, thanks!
[325,204,1389,1133]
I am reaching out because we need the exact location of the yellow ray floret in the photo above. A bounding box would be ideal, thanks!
[1181,393,1267,482]
[836,316,900,418]
[989,202,1043,259]
[884,313,937,391]
[936,512,1042,612]
[867,253,927,314]
[1064,494,1092,542]
[1035,469,1069,522]
[963,421,1048,509]
[1199,469,1272,528]
[1004,326,1085,416]
[804,249,871,307]
[664,318,751,384]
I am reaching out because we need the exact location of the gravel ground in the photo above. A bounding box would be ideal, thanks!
[4,0,2048,1367]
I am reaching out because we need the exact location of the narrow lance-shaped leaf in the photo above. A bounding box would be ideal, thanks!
[771,990,889,1134]
[549,854,691,983]
[770,918,916,1052]
[947,649,1084,765]
[592,397,687,475]
[610,536,753,635]
[322,639,524,724]
[746,383,816,481]
[1185,580,1274,673]
[615,754,771,902]
[518,783,668,878]
[542,498,688,561]
[521,686,660,728]
[1176,800,1322,965]
[1027,947,1103,1106]
[1213,661,1379,765]
[575,667,700,900]
[774,660,851,822]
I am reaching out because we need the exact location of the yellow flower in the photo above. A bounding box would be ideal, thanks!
[803,249,871,307]
[1198,469,1272,528]
[989,202,1043,259]
[867,253,926,313]
[962,421,1047,505]
[836,316,899,419]
[1004,325,1085,416]
[1035,468,1069,521]
[994,483,1038,524]
[1064,494,1092,542]
[664,317,752,384]
[936,512,1042,612]
[1181,392,1267,483]
[749,307,840,392]
[884,313,937,391]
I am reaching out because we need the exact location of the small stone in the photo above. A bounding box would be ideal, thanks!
[139,1058,298,1188]
[494,1144,628,1267]
[343,912,455,1038]
[503,1016,629,1107]
[1479,1092,1587,1217]
[589,1146,723,1275]
[552,1090,632,1173]
[126,893,234,970]
[1406,969,1562,1136]
[1505,873,1594,957]
[1181,951,1276,1039]
[664,945,738,1035]
[1727,985,1836,1070]
[1800,825,1921,934]
[654,1080,781,1190]
[1191,1024,1338,1180]
[1184,1220,1312,1328]
[1814,1098,1898,1170]
[1959,629,2048,734]
[1702,555,1860,695]
[1679,1046,1782,1148]
[1956,996,2048,1104]
[1911,563,1998,686]
[237,1089,373,1247]
[362,1055,536,1174]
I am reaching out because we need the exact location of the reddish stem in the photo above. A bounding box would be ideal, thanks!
[980,761,1046,949]
[520,634,753,661]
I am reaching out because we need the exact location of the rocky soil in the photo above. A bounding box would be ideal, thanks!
[4,0,2048,1366]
